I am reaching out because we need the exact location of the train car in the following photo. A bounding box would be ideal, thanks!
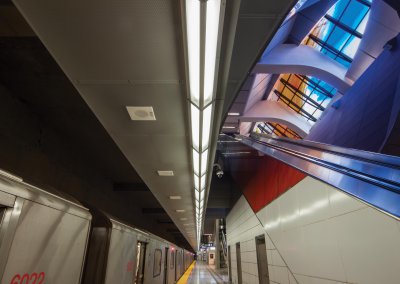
[83,209,193,284]
[0,169,194,284]
[0,170,92,284]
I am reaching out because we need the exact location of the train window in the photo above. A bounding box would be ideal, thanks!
[153,249,162,277]
[170,250,175,269]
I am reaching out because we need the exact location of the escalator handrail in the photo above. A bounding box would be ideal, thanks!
[236,135,400,193]
[249,132,400,168]
[235,133,400,219]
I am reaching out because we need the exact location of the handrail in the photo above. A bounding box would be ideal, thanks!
[235,133,400,219]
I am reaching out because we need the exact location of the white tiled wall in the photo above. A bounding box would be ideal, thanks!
[254,177,400,284]
[227,176,400,283]
[227,197,297,284]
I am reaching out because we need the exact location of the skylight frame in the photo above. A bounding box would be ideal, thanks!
[304,0,371,67]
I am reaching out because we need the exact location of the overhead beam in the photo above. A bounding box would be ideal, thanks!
[253,44,352,93]
[240,100,311,137]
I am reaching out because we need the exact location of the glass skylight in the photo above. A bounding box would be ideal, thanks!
[303,0,371,67]
[271,74,337,122]
[255,122,302,139]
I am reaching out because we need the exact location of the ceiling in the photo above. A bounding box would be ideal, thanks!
[0,1,192,250]
[8,0,297,249]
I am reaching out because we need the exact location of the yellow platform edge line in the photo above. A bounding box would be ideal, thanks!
[176,261,196,284]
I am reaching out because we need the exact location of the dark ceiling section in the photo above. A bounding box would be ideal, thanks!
[0,3,192,250]
[203,134,258,234]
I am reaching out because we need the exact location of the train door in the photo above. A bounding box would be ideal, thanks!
[0,194,20,279]
[134,241,147,284]
[175,250,180,281]
[228,245,232,282]
[255,235,269,284]
[235,242,242,284]
[174,250,177,281]
[169,250,175,284]
[182,250,185,275]
[163,247,169,284]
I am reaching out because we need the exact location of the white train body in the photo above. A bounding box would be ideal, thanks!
[0,172,194,284]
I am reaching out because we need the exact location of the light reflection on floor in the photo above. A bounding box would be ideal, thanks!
[186,261,227,284]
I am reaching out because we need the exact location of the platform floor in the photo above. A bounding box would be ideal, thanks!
[185,261,229,284]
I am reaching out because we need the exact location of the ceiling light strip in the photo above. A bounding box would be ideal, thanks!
[185,0,224,248]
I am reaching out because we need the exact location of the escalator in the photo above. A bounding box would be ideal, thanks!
[231,133,400,219]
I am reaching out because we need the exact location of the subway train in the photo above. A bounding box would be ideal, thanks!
[0,170,194,284]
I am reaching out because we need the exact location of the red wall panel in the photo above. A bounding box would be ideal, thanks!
[235,156,305,213]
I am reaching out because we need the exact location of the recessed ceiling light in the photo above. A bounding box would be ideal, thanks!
[176,210,186,213]
[183,223,193,226]
[228,112,240,116]
[169,196,182,200]
[126,106,156,121]
[180,217,188,221]
[157,170,174,176]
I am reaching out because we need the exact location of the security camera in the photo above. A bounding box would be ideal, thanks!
[214,163,224,178]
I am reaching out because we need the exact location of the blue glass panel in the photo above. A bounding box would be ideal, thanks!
[342,35,361,58]
[325,26,352,50]
[327,0,350,19]
[339,0,369,29]
[306,0,371,67]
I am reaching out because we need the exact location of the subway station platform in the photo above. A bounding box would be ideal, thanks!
[179,262,229,284]
[1,0,400,284]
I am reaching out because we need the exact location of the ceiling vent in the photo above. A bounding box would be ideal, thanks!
[126,106,156,121]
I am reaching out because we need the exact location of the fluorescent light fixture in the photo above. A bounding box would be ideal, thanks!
[180,217,188,221]
[169,196,182,200]
[228,112,240,116]
[185,0,225,246]
[191,104,200,150]
[176,209,186,213]
[192,149,200,176]
[200,174,206,190]
[222,126,235,129]
[200,149,208,176]
[204,0,221,105]
[157,170,174,176]
[200,190,205,201]
[186,0,200,105]
[194,174,199,190]
[201,103,213,150]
